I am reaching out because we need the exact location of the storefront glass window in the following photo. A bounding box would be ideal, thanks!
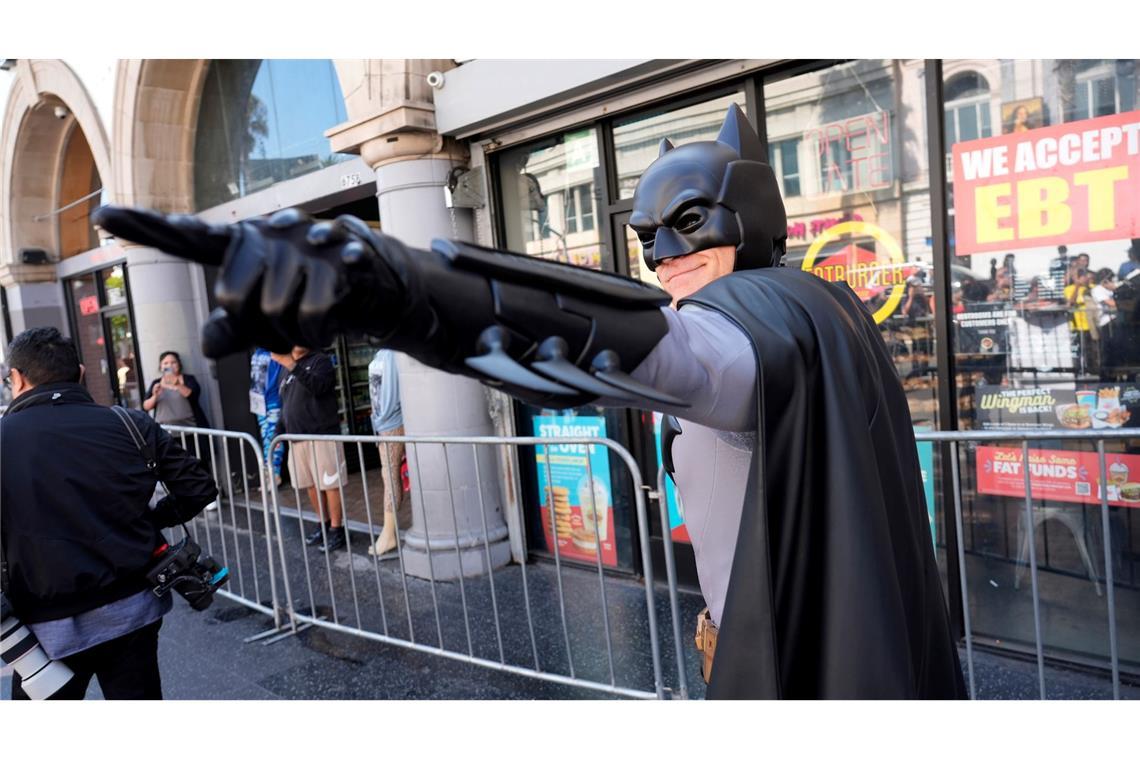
[194,59,351,210]
[612,92,746,200]
[496,127,637,571]
[497,127,605,268]
[945,58,1140,674]
[763,61,938,430]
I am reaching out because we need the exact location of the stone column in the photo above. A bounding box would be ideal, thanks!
[0,264,65,335]
[326,60,510,580]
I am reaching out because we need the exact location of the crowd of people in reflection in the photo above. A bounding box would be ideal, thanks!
[949,239,1140,378]
[881,239,1140,383]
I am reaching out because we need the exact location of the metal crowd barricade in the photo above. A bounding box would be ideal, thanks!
[163,425,286,637]
[916,428,1129,701]
[266,432,688,699]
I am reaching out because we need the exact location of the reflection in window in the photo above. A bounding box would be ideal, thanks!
[1073,60,1125,120]
[767,138,801,198]
[497,129,604,269]
[194,59,351,210]
[565,185,595,234]
[944,71,992,148]
[765,60,931,434]
[612,92,746,200]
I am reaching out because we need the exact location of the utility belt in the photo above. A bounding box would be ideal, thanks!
[694,607,718,684]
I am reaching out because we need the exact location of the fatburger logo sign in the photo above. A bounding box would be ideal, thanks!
[952,110,1140,255]
[801,220,907,324]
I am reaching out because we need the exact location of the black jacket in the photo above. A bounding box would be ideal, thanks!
[0,383,218,623]
[279,352,339,435]
[686,269,966,699]
[144,373,210,427]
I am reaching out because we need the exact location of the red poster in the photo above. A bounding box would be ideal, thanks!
[976,445,1140,508]
[78,295,99,316]
[952,110,1140,255]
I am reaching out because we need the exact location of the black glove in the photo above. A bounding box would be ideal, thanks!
[92,206,408,358]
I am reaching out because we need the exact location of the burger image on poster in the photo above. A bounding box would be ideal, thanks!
[1055,403,1091,429]
[577,475,610,541]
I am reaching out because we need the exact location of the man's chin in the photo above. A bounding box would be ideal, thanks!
[664,282,701,304]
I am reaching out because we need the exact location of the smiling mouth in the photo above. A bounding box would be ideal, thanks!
[660,255,704,282]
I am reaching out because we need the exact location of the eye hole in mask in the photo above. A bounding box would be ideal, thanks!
[674,210,706,234]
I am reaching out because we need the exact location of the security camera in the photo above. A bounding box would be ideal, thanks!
[53,105,69,120]
[426,71,445,89]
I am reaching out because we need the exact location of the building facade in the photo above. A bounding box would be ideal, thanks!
[2,58,1138,677]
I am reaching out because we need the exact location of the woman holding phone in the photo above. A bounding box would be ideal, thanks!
[142,350,210,427]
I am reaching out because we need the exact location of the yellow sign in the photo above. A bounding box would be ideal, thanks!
[800,220,906,325]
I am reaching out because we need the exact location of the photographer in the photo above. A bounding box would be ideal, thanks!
[142,350,210,428]
[1,327,218,699]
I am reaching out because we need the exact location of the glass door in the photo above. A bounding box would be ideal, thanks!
[67,272,114,406]
[104,311,141,408]
[64,265,142,409]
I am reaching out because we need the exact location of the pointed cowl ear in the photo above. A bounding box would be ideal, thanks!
[715,103,765,163]
[658,138,675,157]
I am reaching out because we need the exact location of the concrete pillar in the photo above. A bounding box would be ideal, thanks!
[0,261,66,343]
[368,154,511,580]
[123,246,221,426]
[325,59,511,580]
[0,278,65,335]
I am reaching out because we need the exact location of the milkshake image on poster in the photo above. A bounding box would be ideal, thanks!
[577,475,610,542]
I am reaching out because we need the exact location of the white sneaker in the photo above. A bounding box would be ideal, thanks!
[205,500,219,512]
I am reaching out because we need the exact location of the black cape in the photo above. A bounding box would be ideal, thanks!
[684,268,967,699]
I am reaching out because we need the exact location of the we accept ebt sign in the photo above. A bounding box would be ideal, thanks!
[952,111,1140,255]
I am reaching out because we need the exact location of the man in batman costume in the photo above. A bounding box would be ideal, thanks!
[94,104,966,699]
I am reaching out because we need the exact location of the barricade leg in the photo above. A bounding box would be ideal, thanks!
[656,468,690,700]
[541,438,576,678]
[949,442,976,699]
[1021,441,1047,699]
[1096,442,1121,700]
[442,443,475,656]
[410,442,444,649]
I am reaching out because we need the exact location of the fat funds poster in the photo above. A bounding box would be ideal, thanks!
[532,413,617,567]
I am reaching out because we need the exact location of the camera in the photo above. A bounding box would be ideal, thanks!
[0,593,75,699]
[145,538,229,611]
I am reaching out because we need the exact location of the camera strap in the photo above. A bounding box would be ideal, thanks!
[110,405,157,470]
[110,406,191,539]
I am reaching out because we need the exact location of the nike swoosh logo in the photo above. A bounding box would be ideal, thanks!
[322,471,340,487]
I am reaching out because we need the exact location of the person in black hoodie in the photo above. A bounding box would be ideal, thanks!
[1,327,217,699]
[274,345,348,552]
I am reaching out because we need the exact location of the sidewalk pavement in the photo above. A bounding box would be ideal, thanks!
[6,576,1135,700]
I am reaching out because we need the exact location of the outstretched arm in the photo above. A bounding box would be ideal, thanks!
[92,207,685,411]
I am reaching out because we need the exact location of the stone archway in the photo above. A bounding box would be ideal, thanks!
[0,59,112,268]
[112,59,211,212]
